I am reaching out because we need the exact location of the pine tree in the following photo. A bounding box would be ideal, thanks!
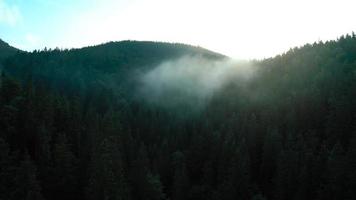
[220,139,251,200]
[320,142,347,200]
[130,142,151,200]
[12,153,44,200]
[86,136,130,200]
[171,151,190,200]
[51,134,78,200]
[0,138,16,200]
[146,173,166,200]
[260,128,282,196]
[274,134,300,200]
[346,135,356,198]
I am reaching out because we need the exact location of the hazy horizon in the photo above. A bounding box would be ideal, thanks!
[1,0,356,59]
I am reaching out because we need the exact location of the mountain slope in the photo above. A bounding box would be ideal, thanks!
[0,35,356,200]
[0,39,20,67]
[2,40,225,95]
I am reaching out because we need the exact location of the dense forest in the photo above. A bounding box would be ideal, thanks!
[0,35,356,200]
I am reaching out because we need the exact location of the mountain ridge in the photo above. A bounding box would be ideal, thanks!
[0,34,356,200]
[0,39,20,66]
[0,39,227,99]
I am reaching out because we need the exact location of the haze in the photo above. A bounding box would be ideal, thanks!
[138,56,256,110]
[1,0,356,59]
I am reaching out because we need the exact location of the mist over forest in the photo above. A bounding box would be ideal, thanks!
[137,56,256,111]
[0,34,356,200]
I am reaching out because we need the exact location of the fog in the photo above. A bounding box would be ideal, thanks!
[137,55,256,110]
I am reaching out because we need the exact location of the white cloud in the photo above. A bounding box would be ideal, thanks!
[25,33,40,47]
[0,0,22,26]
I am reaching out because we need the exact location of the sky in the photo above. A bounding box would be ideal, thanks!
[0,0,356,59]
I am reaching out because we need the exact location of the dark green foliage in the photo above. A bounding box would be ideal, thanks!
[2,41,225,102]
[0,35,356,200]
[86,136,130,200]
[50,134,79,200]
[0,39,20,68]
[145,173,166,200]
[12,153,44,200]
[0,138,16,200]
[171,151,189,200]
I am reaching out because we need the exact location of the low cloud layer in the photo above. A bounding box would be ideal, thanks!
[137,55,256,110]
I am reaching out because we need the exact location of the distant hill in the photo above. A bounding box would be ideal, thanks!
[2,40,225,96]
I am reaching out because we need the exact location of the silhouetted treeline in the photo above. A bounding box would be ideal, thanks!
[0,39,21,68]
[0,36,356,200]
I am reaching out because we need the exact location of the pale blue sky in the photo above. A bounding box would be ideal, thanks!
[1,0,356,59]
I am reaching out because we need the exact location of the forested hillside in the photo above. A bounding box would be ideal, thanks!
[3,41,224,96]
[0,35,356,200]
[0,39,20,68]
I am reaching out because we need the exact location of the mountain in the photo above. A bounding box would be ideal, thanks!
[0,39,18,57]
[2,40,225,97]
[0,39,20,67]
[0,35,356,200]
[4,40,224,70]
